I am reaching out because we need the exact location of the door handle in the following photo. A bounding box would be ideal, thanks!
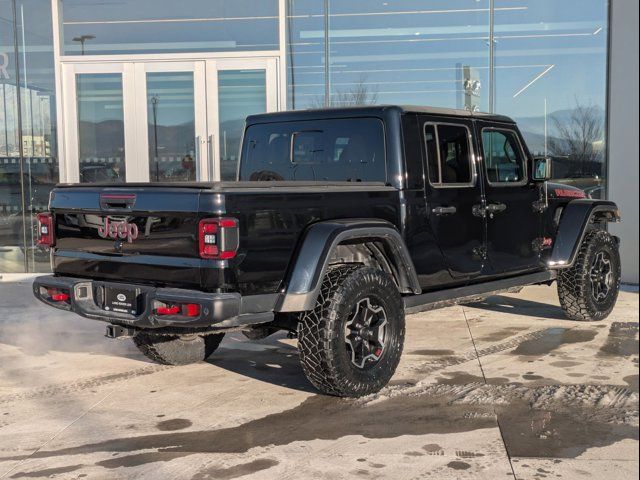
[432,206,457,216]
[472,203,507,218]
[486,202,507,214]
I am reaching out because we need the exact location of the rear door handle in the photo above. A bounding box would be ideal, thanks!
[486,202,507,214]
[472,203,507,218]
[432,206,457,216]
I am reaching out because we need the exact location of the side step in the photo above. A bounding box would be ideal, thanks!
[403,270,556,315]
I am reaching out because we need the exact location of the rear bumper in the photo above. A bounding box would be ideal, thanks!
[33,275,275,330]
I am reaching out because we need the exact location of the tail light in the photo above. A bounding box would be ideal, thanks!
[44,287,70,303]
[37,212,54,247]
[154,302,201,317]
[198,217,239,260]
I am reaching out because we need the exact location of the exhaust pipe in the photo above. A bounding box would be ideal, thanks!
[105,324,136,339]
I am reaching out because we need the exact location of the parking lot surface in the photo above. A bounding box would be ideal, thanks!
[0,276,637,479]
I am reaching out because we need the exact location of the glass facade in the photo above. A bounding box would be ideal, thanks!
[60,0,279,55]
[287,0,609,196]
[0,0,611,272]
[1,0,58,273]
[493,0,609,197]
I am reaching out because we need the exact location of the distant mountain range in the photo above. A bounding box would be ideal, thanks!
[76,106,606,161]
[78,119,245,159]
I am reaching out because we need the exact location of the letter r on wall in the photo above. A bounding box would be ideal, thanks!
[0,53,9,80]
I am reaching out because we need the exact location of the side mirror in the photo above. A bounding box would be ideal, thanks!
[532,156,552,181]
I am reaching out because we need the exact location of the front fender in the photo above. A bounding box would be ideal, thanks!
[549,199,620,268]
[275,219,420,312]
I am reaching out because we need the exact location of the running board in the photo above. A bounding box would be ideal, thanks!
[403,270,556,315]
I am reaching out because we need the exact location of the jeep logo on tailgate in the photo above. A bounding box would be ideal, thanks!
[98,218,139,243]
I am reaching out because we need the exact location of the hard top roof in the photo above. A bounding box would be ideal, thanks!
[246,105,515,124]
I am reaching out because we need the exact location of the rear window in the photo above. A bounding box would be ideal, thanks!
[239,118,386,182]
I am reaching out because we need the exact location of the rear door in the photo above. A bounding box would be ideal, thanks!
[419,116,486,282]
[476,122,542,274]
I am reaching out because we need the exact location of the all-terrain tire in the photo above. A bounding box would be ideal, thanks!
[557,230,621,321]
[297,265,405,397]
[133,332,224,365]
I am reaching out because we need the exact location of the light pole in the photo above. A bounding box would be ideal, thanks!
[72,35,95,55]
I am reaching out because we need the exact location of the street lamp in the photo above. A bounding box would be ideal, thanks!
[72,35,95,55]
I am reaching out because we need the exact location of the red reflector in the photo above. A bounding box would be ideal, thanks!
[202,223,218,234]
[202,244,219,256]
[46,288,69,302]
[156,305,180,315]
[185,304,200,317]
[37,212,54,247]
[217,219,238,228]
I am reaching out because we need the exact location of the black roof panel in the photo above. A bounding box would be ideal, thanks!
[246,105,515,124]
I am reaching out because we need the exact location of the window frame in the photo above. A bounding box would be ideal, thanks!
[480,127,529,188]
[422,121,477,189]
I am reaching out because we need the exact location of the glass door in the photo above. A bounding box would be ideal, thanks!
[62,63,132,183]
[206,58,279,180]
[63,61,207,183]
[135,62,208,182]
[62,57,278,183]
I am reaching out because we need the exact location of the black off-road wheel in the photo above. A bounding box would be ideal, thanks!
[557,230,621,322]
[297,265,405,397]
[133,332,224,365]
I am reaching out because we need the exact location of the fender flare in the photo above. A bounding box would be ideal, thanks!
[548,199,620,268]
[275,219,421,312]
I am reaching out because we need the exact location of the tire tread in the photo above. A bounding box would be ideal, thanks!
[557,230,620,322]
[297,265,404,397]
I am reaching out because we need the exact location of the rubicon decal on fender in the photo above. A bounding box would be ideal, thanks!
[98,218,139,243]
[554,188,586,199]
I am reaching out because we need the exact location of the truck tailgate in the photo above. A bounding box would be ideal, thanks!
[51,186,204,289]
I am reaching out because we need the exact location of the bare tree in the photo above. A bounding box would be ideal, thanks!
[548,101,604,165]
[311,76,379,108]
[332,82,379,106]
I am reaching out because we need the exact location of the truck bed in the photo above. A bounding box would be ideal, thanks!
[50,182,401,294]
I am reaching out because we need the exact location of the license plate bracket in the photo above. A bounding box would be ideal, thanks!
[104,286,138,315]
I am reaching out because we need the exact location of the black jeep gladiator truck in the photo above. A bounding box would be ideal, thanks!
[33,106,621,397]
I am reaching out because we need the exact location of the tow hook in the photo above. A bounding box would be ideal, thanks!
[105,324,136,339]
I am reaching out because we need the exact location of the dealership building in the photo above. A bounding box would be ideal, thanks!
[0,0,637,283]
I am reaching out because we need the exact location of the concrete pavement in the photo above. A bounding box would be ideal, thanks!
[0,277,637,479]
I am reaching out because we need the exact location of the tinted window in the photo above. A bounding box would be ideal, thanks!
[424,125,439,185]
[423,123,473,186]
[482,129,527,184]
[239,118,386,182]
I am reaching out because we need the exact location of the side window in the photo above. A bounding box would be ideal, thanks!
[424,125,439,185]
[423,123,474,187]
[481,129,527,184]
